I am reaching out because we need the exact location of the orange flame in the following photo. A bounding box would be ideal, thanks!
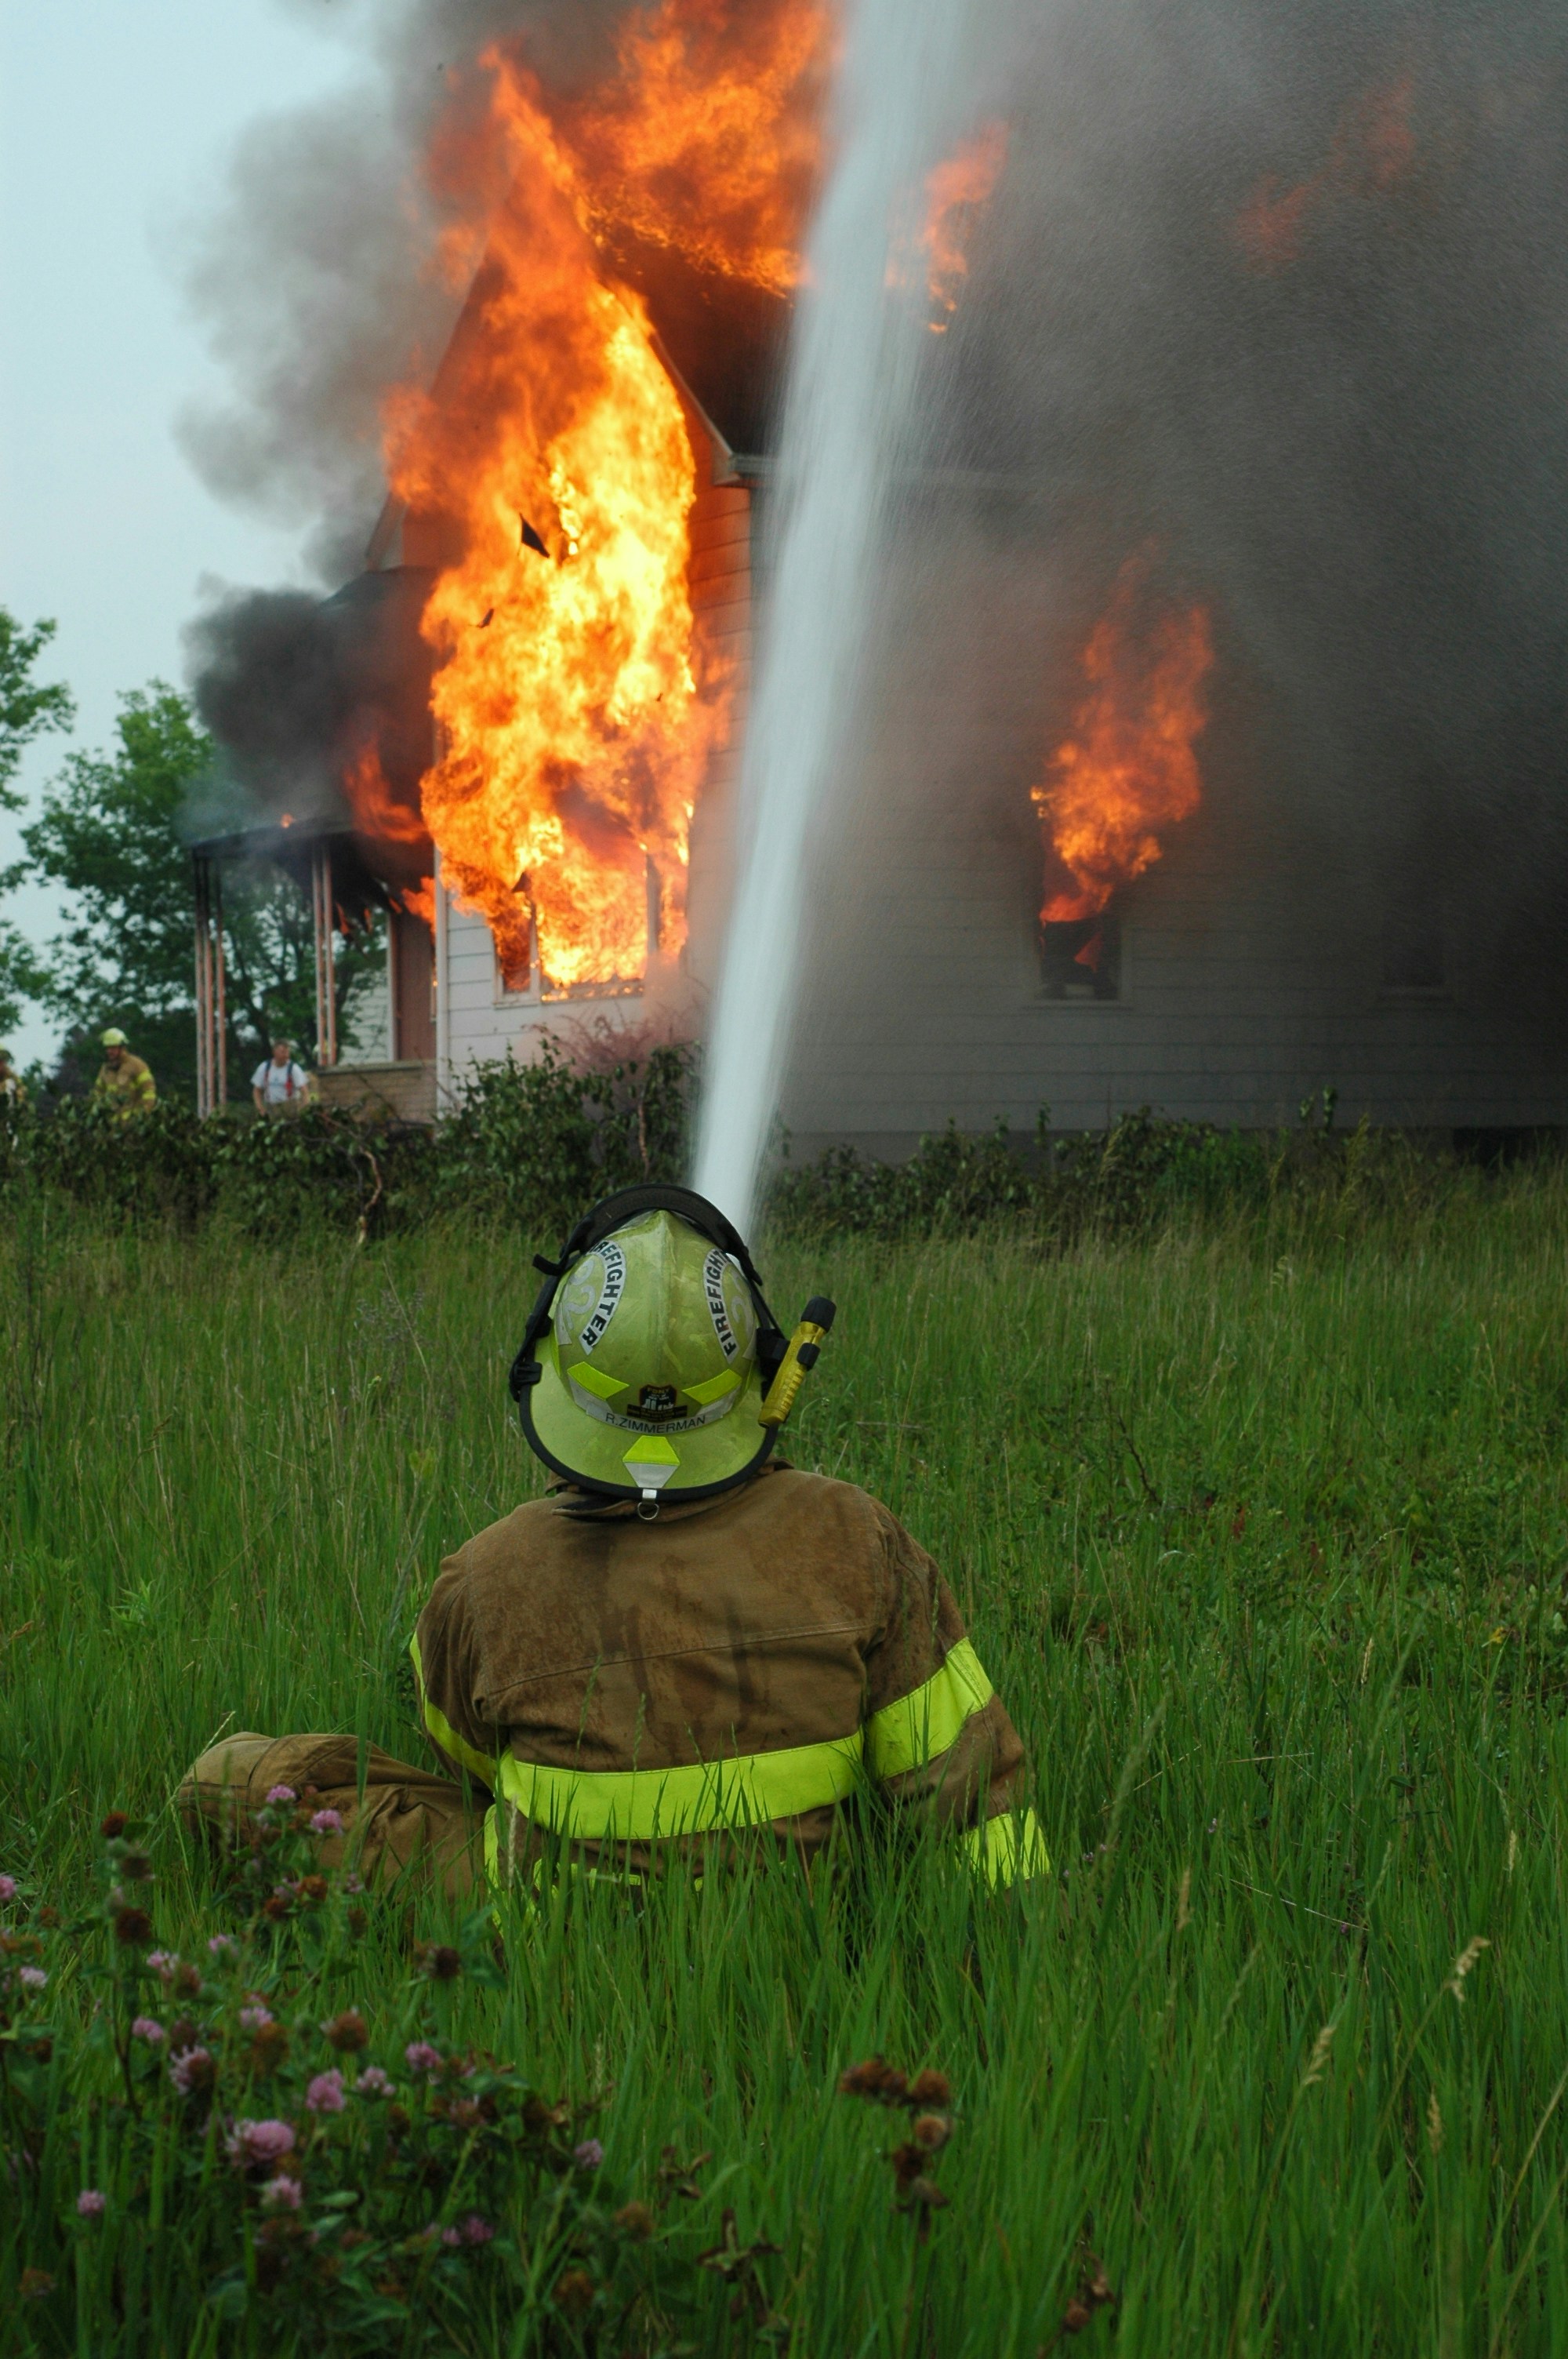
[1033,556,1214,923]
[920,119,1008,329]
[1236,75,1417,270]
[554,0,832,295]
[383,5,826,991]
[342,740,428,847]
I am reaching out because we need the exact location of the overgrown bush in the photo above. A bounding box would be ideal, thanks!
[0,1038,695,1242]
[427,1038,694,1234]
[0,1052,1531,1246]
[768,1103,1494,1244]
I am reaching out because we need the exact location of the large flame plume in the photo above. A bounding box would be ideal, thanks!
[1033,554,1214,923]
[386,4,828,990]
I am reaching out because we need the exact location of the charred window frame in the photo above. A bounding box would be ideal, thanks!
[1039,912,1123,1001]
[494,906,539,1005]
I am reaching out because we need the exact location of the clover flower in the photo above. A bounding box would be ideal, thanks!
[305,2069,346,2114]
[356,2066,394,2098]
[76,2190,107,2219]
[264,1786,296,1807]
[239,2005,273,2032]
[227,2118,296,2168]
[308,1808,344,1836]
[170,2046,213,2095]
[146,1951,180,1985]
[131,2016,165,2045]
[260,2175,303,2212]
[17,1965,46,1991]
[573,2139,604,2171]
[207,1934,237,1957]
[0,1874,16,1904]
[405,2041,443,2078]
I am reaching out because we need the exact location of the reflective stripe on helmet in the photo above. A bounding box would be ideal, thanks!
[495,1729,866,1841]
[410,1634,499,1788]
[961,1809,1050,1887]
[863,1639,995,1780]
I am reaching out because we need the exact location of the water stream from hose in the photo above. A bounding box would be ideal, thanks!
[691,0,975,1234]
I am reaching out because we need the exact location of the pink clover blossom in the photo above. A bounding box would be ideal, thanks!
[227,2118,296,2168]
[170,2046,212,2094]
[131,2016,165,2045]
[260,2174,303,2212]
[264,1785,296,1806]
[305,2069,346,2114]
[76,2190,107,2219]
[308,1808,344,1836]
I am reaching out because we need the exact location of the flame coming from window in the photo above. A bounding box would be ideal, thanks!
[1033,557,1214,923]
[385,5,828,990]
[342,740,428,848]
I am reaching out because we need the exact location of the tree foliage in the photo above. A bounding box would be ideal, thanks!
[0,609,75,1031]
[23,685,382,1102]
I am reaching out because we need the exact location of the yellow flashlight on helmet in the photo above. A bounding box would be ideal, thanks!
[758,1296,837,1428]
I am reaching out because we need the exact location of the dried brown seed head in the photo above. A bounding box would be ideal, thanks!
[554,2268,596,2318]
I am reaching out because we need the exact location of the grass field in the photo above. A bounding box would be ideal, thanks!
[6,1171,1568,2354]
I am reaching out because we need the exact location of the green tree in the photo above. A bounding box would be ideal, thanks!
[0,610,76,1030]
[23,685,383,1104]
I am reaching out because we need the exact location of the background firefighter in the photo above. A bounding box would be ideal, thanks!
[180,1186,1045,1896]
[92,1026,156,1115]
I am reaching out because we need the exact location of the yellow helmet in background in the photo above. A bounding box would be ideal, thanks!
[511,1187,785,1506]
[100,1027,129,1048]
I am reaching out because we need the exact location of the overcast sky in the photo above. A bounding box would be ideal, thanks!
[0,0,358,1063]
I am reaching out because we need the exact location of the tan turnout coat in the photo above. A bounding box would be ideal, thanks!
[412,1466,1040,1884]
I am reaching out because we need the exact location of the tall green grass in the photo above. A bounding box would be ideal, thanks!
[6,1170,1568,2354]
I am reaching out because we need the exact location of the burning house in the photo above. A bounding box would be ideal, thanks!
[188,3,1568,1151]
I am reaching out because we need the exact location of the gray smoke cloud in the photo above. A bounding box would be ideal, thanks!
[176,1,626,580]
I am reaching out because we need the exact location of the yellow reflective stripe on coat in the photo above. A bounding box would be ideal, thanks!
[963,1810,1049,1888]
[408,1633,499,1788]
[864,1639,994,1779]
[495,1730,865,1841]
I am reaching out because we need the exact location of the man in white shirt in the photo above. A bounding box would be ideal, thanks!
[252,1039,312,1115]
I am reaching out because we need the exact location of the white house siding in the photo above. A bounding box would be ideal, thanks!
[782,796,1568,1150]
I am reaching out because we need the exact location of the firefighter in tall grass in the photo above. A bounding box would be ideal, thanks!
[92,1027,156,1115]
[183,1186,1044,1896]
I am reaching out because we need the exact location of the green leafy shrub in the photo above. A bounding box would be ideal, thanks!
[428,1038,694,1234]
[0,1039,695,1242]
